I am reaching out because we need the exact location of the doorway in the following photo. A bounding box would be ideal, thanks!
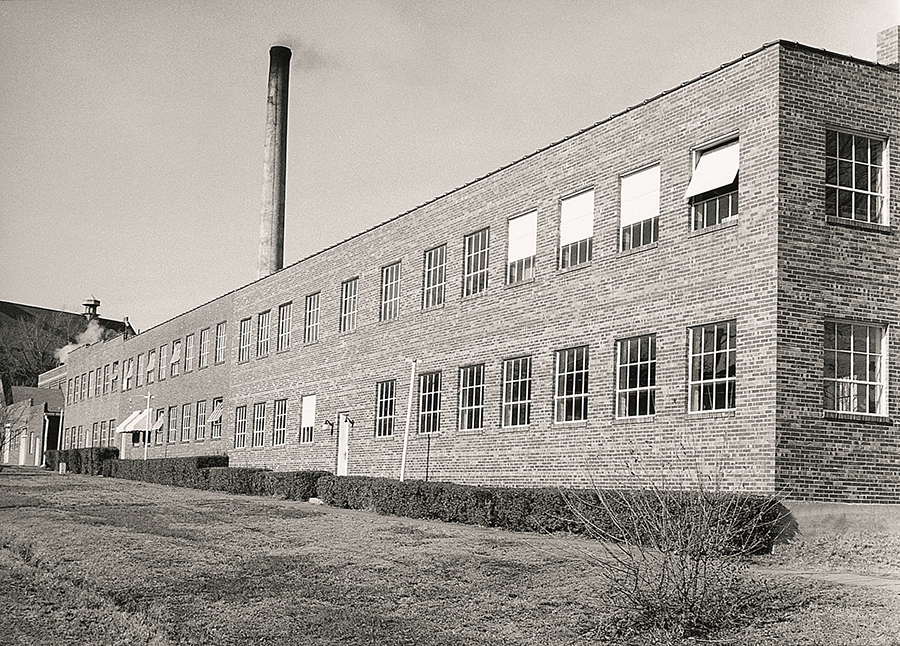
[336,412,350,476]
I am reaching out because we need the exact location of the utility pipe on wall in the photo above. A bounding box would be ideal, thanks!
[399,359,418,482]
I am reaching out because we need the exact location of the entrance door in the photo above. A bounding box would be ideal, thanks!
[336,412,350,476]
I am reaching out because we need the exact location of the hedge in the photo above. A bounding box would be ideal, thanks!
[46,448,119,475]
[102,455,228,488]
[316,476,789,553]
[101,455,328,502]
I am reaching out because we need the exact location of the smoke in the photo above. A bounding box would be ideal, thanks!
[55,319,105,365]
[270,37,339,71]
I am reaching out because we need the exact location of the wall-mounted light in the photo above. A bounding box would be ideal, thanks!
[322,420,334,435]
[345,418,355,428]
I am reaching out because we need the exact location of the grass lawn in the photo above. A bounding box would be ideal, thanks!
[1,469,898,645]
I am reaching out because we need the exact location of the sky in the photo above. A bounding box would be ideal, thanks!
[1,0,899,332]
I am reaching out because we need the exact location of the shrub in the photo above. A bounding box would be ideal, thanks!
[250,470,332,501]
[102,455,228,488]
[566,476,790,641]
[206,467,270,495]
[46,448,118,475]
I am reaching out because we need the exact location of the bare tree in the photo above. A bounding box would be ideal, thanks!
[0,310,87,387]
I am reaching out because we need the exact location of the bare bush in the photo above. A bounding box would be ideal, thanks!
[567,465,789,641]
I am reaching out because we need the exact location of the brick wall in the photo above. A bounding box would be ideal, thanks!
[776,43,900,501]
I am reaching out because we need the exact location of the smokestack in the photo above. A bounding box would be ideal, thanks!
[257,45,291,279]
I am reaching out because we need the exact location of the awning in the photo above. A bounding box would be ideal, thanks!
[684,140,740,199]
[115,409,150,433]
[207,405,223,424]
[151,415,166,432]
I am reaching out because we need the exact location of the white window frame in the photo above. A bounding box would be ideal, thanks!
[825,130,886,224]
[210,398,223,439]
[273,398,287,445]
[252,402,266,447]
[824,321,887,416]
[689,320,737,412]
[184,333,195,372]
[300,394,316,444]
[234,405,247,448]
[380,262,402,322]
[458,364,485,431]
[418,372,442,435]
[305,292,320,343]
[620,164,660,252]
[170,340,181,377]
[507,211,537,284]
[555,346,589,423]
[687,138,740,230]
[616,335,657,418]
[502,356,532,428]
[375,380,396,438]
[423,245,447,309]
[214,322,227,364]
[195,400,207,441]
[277,302,292,351]
[199,327,210,368]
[463,229,490,297]
[559,190,594,269]
[181,403,192,442]
[257,310,271,357]
[146,351,155,385]
[340,278,359,333]
[238,318,251,362]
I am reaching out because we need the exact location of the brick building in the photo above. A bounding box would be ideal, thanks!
[52,28,900,501]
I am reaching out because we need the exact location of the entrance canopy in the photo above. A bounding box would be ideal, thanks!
[115,409,150,433]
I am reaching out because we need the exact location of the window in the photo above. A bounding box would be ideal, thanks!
[238,318,251,362]
[195,400,207,440]
[92,422,99,446]
[154,409,165,444]
[73,376,79,403]
[146,350,155,384]
[458,364,485,431]
[560,190,594,268]
[111,361,119,392]
[199,327,210,368]
[67,379,73,404]
[555,346,589,422]
[184,333,194,372]
[170,340,181,377]
[503,357,532,427]
[616,335,657,418]
[94,368,101,397]
[825,130,885,223]
[305,293,320,343]
[824,321,885,415]
[380,262,401,321]
[277,302,292,351]
[375,380,396,437]
[340,278,359,333]
[252,402,266,447]
[463,229,490,296]
[215,322,227,363]
[103,365,110,394]
[418,372,442,434]
[123,360,133,391]
[158,345,167,381]
[181,403,192,442]
[87,371,93,397]
[273,399,287,445]
[234,405,247,448]
[167,406,178,443]
[686,139,739,230]
[423,245,447,309]
[507,211,537,284]
[689,320,737,412]
[300,394,316,443]
[209,398,223,439]
[135,354,143,388]
[257,311,270,357]
[621,165,660,251]
[100,421,108,446]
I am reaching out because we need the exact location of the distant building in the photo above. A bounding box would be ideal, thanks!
[50,27,900,501]
[1,386,63,467]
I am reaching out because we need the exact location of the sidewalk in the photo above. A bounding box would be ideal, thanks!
[752,566,900,593]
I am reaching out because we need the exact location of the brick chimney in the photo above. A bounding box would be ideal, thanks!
[877,26,900,68]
